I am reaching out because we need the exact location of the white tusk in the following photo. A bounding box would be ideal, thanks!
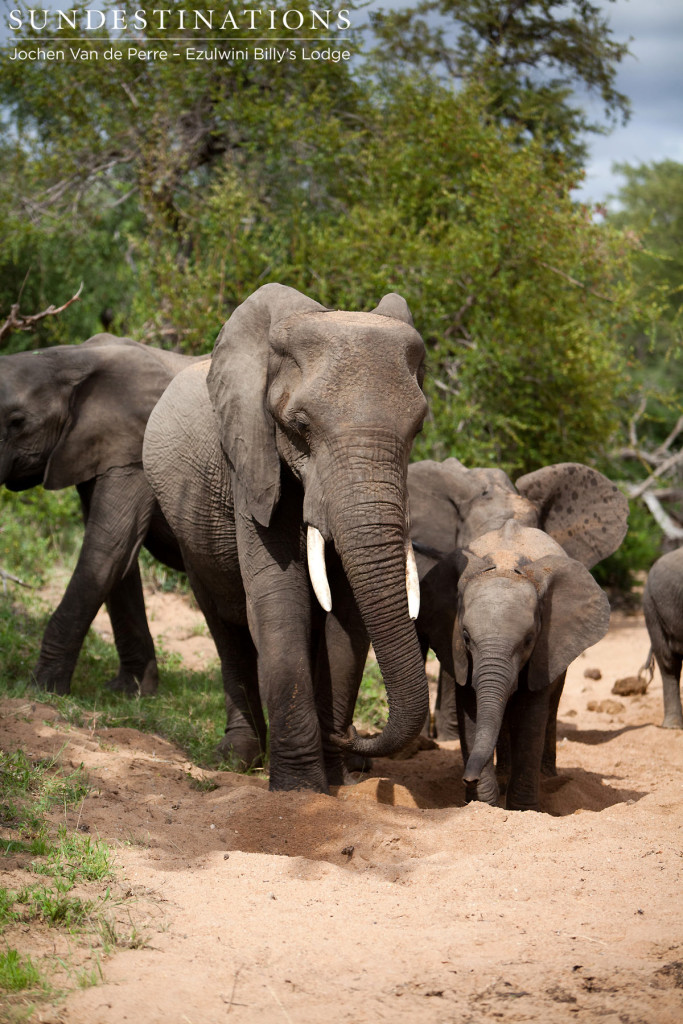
[307,525,332,612]
[405,540,420,620]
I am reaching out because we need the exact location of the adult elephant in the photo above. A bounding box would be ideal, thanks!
[408,458,629,741]
[143,283,429,793]
[0,334,202,695]
[643,548,683,730]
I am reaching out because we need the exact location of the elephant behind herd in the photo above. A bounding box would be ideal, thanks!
[0,283,677,808]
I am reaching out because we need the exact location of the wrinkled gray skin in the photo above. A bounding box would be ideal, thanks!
[643,548,683,729]
[143,283,429,793]
[410,459,629,810]
[0,334,201,695]
[418,520,613,810]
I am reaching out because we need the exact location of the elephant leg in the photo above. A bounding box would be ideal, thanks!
[456,684,499,805]
[660,661,683,730]
[505,685,553,812]
[237,502,328,793]
[644,602,683,729]
[313,551,371,785]
[33,471,156,695]
[104,563,158,696]
[541,672,566,775]
[185,569,266,769]
[434,667,459,739]
[495,720,511,796]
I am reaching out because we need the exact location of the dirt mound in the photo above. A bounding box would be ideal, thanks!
[2,607,682,1023]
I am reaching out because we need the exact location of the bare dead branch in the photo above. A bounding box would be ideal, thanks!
[629,448,683,500]
[636,491,683,541]
[654,413,683,458]
[629,395,647,449]
[0,282,84,343]
[1,567,36,593]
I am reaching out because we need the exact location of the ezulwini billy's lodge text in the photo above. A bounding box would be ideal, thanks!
[8,44,352,62]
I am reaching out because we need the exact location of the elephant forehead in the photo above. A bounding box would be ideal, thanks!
[485,549,523,571]
[469,522,565,560]
[278,310,423,350]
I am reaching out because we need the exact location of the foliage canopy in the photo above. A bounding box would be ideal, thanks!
[0,0,654,477]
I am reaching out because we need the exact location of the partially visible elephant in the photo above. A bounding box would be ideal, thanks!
[143,283,429,793]
[417,519,613,810]
[0,334,203,695]
[643,548,683,729]
[408,458,629,740]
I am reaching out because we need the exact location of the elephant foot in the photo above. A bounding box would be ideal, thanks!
[215,730,264,771]
[661,714,683,730]
[31,665,71,696]
[268,753,330,794]
[106,660,159,697]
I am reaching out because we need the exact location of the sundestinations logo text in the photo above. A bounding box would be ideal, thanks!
[8,7,353,33]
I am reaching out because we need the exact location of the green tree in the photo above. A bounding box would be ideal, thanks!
[369,0,631,170]
[180,77,643,474]
[0,0,365,349]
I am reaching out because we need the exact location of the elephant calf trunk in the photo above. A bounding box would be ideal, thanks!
[463,751,491,784]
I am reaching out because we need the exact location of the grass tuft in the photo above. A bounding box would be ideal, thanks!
[0,948,44,993]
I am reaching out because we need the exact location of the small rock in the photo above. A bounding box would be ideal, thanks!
[612,676,649,696]
[586,699,625,714]
[341,845,355,858]
[583,668,602,680]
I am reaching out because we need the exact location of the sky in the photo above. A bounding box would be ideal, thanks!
[573,0,683,207]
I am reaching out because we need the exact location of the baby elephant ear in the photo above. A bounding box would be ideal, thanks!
[527,555,611,690]
[207,283,325,527]
[515,463,629,569]
[370,293,414,326]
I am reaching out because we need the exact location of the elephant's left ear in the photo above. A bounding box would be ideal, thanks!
[526,555,611,690]
[370,293,414,326]
[515,463,628,569]
[207,284,325,526]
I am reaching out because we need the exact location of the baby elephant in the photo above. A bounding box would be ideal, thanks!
[643,548,683,729]
[417,519,612,811]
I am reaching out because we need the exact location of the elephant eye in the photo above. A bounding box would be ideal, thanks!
[462,629,471,646]
[7,413,26,432]
[292,415,310,437]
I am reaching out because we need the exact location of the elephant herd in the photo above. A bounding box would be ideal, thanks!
[1,283,679,811]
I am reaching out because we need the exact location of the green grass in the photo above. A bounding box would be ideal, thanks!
[0,744,122,1015]
[354,660,389,731]
[0,948,44,993]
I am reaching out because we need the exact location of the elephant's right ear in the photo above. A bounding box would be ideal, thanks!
[408,458,471,553]
[515,463,629,569]
[206,284,325,527]
[370,293,414,325]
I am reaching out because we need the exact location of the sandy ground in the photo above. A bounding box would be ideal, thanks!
[2,594,682,1024]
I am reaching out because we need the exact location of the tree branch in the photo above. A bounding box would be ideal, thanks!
[0,282,84,343]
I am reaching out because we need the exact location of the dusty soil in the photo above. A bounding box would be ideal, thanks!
[2,596,682,1024]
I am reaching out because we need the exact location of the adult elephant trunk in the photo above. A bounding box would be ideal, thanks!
[463,644,519,783]
[313,434,430,758]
